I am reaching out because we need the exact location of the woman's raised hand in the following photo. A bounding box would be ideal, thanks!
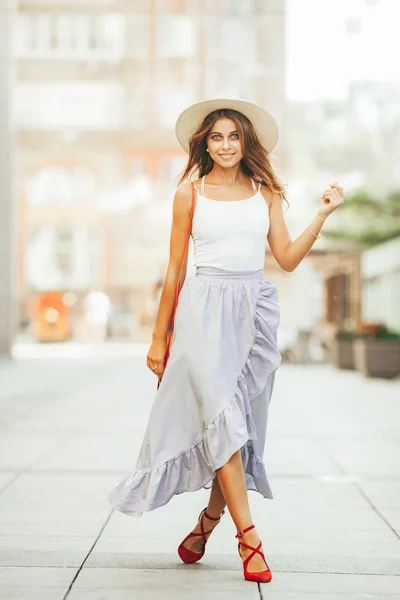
[318,181,344,218]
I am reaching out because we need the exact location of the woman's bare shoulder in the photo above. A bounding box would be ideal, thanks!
[259,184,274,210]
[175,181,192,197]
[174,182,194,212]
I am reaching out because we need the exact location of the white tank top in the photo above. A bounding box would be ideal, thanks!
[191,175,270,272]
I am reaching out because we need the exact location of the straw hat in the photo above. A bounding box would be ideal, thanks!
[175,95,279,154]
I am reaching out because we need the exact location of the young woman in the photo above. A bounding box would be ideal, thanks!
[109,97,344,583]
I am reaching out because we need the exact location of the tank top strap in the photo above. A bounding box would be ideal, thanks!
[250,178,262,193]
[201,175,205,196]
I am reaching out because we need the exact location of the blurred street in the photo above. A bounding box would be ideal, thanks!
[0,352,399,599]
[1,1,399,598]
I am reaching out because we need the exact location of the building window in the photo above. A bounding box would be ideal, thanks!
[161,155,188,185]
[27,166,97,206]
[126,14,149,59]
[16,12,125,59]
[55,229,74,279]
[156,61,196,129]
[16,82,123,130]
[157,15,196,58]
[156,0,190,12]
[204,18,256,64]
[209,0,267,16]
[127,69,150,129]
[26,226,101,289]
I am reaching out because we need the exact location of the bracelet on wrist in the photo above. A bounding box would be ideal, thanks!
[306,228,321,239]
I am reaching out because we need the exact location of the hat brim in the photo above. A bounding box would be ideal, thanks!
[175,98,279,154]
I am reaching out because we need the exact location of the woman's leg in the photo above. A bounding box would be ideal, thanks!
[206,474,226,516]
[182,450,268,572]
[181,476,226,553]
[215,449,268,573]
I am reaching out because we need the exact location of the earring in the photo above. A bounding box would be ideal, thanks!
[206,148,209,152]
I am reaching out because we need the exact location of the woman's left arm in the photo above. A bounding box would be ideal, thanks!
[265,182,344,272]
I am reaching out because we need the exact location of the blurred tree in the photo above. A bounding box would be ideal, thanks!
[322,187,400,247]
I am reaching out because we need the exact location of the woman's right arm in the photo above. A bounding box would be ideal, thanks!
[146,182,193,381]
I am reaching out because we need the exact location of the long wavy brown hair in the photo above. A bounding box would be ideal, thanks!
[176,108,288,205]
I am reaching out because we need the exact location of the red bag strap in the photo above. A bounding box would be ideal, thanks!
[164,181,197,364]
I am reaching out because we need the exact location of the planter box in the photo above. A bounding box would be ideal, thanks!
[354,338,400,379]
[332,338,355,370]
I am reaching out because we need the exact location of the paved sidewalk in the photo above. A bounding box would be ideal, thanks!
[0,351,399,599]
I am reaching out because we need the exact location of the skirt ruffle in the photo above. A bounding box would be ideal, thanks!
[108,267,281,517]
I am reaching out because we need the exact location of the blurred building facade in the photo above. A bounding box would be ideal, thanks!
[279,78,400,350]
[0,0,16,355]
[16,0,287,341]
[361,237,400,332]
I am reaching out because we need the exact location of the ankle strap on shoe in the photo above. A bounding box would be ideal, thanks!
[235,524,255,538]
[204,508,225,521]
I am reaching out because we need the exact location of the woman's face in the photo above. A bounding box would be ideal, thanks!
[206,118,243,167]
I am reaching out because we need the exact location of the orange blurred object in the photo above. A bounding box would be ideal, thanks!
[33,291,71,342]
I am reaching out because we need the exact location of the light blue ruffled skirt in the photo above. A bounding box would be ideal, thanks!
[108,266,282,517]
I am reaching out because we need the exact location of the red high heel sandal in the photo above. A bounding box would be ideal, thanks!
[178,507,225,564]
[235,524,272,583]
